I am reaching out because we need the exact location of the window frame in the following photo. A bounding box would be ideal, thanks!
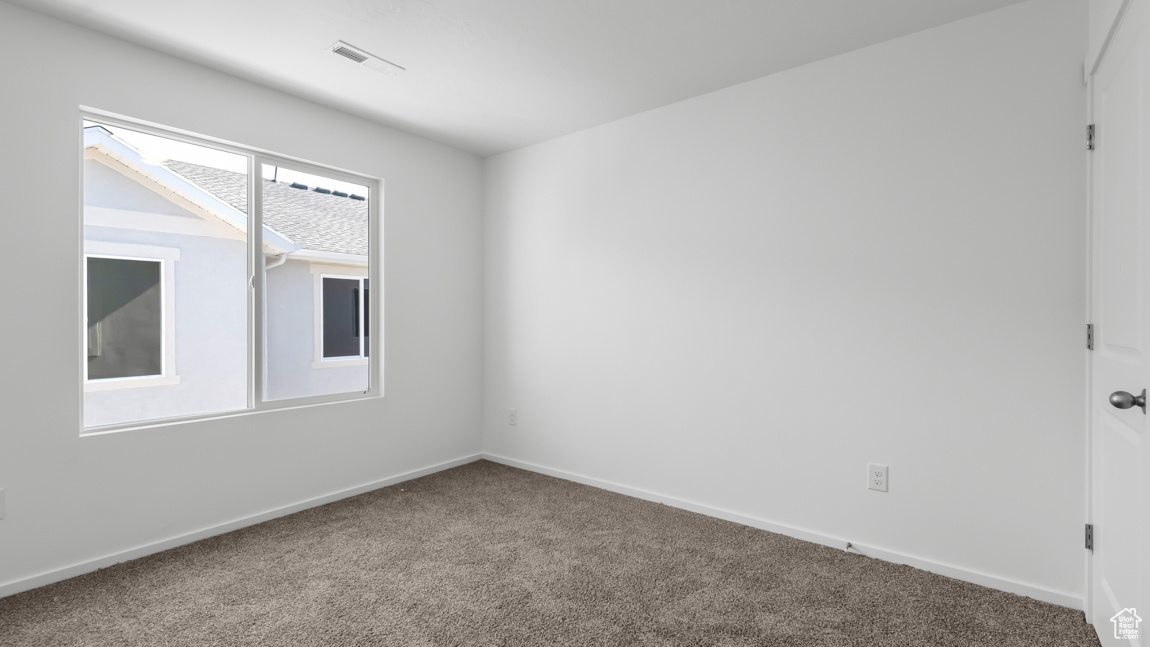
[79,108,383,435]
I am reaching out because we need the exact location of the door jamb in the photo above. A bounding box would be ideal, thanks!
[1083,69,1095,621]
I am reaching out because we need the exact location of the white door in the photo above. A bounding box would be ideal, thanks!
[1091,1,1149,644]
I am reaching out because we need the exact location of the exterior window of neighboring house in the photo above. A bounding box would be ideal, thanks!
[82,242,181,398]
[86,256,163,380]
[82,115,378,431]
[322,276,369,359]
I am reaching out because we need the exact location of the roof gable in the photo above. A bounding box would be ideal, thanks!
[83,126,296,255]
[165,161,369,258]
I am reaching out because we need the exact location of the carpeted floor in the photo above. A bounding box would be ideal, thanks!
[1,460,1100,646]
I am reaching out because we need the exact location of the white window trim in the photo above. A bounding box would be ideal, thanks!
[83,241,181,392]
[310,265,369,369]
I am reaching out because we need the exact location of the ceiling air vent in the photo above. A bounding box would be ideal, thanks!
[330,41,404,75]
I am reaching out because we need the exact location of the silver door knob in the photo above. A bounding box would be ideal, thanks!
[1109,389,1146,414]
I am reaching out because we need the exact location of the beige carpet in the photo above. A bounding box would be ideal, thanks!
[0,460,1100,646]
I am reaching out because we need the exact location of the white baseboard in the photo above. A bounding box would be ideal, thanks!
[480,453,1085,611]
[2,451,1084,612]
[0,453,483,600]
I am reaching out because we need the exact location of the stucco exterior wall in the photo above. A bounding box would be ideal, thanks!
[83,221,248,428]
[265,258,370,401]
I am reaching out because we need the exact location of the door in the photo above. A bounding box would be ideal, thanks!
[1091,1,1149,644]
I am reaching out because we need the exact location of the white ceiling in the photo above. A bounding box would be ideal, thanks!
[13,0,1027,157]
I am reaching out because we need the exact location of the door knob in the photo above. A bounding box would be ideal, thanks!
[1109,389,1147,414]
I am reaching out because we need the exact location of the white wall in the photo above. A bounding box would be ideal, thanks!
[1087,0,1129,73]
[484,0,1088,606]
[0,1,483,592]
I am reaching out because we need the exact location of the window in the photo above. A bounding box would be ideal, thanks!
[86,256,162,380]
[82,114,379,431]
[322,276,369,359]
[82,242,181,397]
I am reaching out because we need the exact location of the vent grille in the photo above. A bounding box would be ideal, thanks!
[329,41,404,75]
[332,45,368,64]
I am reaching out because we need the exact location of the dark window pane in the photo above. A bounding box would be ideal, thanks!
[87,257,162,379]
[363,279,369,357]
[323,277,361,358]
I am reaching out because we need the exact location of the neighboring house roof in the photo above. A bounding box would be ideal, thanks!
[83,126,368,261]
[165,161,369,258]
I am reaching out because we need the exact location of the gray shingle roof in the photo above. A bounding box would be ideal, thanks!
[165,160,369,257]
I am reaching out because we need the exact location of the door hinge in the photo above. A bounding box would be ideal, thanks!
[1087,124,1095,151]
[1086,523,1094,551]
[1087,323,1094,350]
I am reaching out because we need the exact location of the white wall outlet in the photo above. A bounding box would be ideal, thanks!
[508,409,518,426]
[867,464,888,492]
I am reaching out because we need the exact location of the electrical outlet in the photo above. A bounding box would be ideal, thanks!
[867,464,888,492]
[508,409,518,426]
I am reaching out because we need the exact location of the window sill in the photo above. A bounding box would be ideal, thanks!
[311,358,368,369]
[85,375,181,393]
[81,388,381,436]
